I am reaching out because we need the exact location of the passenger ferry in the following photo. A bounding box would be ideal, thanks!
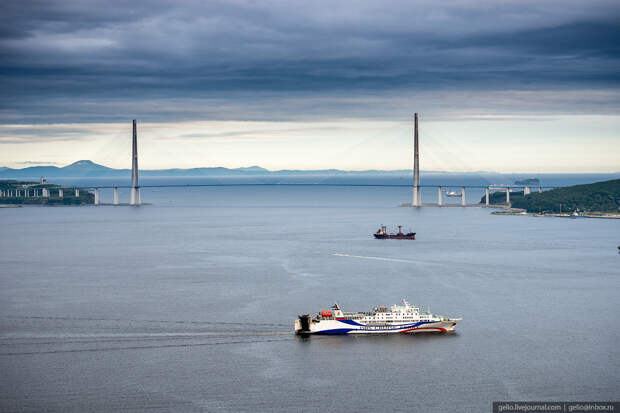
[295,300,461,335]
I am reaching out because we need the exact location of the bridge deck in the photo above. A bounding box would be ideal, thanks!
[399,203,511,208]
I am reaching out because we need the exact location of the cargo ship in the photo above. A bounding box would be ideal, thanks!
[295,300,461,335]
[374,225,415,239]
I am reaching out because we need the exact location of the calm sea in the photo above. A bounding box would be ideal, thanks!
[1,175,619,412]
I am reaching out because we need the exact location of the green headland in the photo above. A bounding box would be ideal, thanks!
[482,179,620,214]
[0,180,94,205]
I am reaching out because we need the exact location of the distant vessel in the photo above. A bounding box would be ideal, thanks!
[295,300,461,335]
[514,178,540,186]
[374,225,415,239]
[445,190,462,197]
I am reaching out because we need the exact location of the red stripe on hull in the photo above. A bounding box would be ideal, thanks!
[399,327,447,333]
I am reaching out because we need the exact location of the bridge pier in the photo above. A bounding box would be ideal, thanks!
[506,188,510,205]
[58,189,63,198]
[485,187,490,205]
[130,187,142,205]
[538,187,542,193]
[113,187,119,205]
[524,186,531,195]
[42,188,49,198]
[75,188,79,197]
[461,187,466,206]
[94,188,100,205]
[437,187,442,206]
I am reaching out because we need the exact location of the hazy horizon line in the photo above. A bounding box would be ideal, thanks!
[1,160,619,176]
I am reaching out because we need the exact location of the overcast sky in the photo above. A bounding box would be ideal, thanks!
[1,0,619,172]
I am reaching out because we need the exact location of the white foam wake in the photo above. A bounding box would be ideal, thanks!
[331,253,419,264]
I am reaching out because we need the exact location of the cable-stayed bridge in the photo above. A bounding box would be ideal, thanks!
[0,117,561,207]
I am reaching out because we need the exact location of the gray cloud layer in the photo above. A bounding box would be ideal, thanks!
[1,0,619,123]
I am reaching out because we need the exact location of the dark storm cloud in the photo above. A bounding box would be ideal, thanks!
[1,0,619,123]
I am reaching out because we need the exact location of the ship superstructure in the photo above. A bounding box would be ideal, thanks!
[295,300,461,335]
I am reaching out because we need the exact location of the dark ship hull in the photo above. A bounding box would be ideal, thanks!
[374,233,416,240]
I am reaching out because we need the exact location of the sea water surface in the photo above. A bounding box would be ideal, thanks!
[0,179,619,412]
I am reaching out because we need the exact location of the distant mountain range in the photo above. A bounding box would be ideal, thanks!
[0,160,433,178]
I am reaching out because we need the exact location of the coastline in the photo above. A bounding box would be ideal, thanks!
[492,210,620,219]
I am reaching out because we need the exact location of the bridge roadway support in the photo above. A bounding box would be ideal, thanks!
[506,188,510,205]
[113,187,119,205]
[538,187,542,193]
[437,187,442,206]
[485,187,490,205]
[42,188,49,198]
[461,187,466,206]
[524,186,531,195]
[135,188,141,205]
[94,188,100,205]
[58,189,63,198]
[75,188,79,197]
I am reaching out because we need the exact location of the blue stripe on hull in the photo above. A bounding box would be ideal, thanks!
[313,320,436,334]
[313,329,355,334]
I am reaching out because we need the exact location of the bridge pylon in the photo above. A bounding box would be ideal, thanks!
[130,119,141,206]
[412,113,420,206]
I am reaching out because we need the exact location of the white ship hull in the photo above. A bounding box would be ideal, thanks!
[294,318,459,334]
